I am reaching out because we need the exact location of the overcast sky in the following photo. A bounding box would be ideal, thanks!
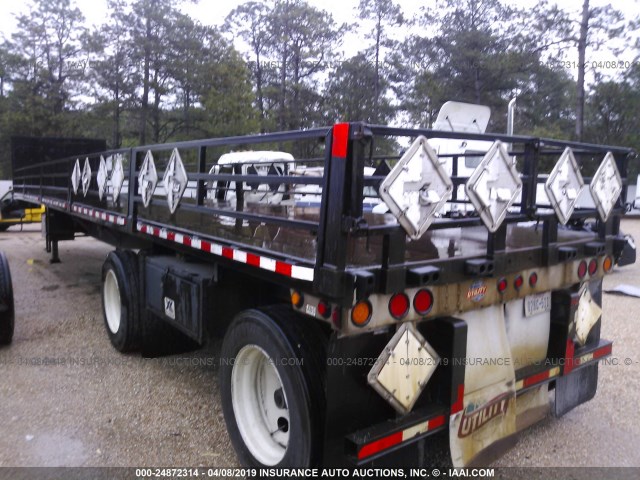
[1,0,638,81]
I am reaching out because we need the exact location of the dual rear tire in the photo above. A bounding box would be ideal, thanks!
[219,306,327,468]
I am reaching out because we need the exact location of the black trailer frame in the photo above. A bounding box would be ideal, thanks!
[11,124,634,307]
[9,124,636,467]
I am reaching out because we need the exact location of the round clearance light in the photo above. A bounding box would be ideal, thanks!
[291,290,303,308]
[351,301,372,327]
[317,301,331,318]
[529,272,538,287]
[497,278,508,293]
[514,275,524,290]
[588,258,598,276]
[413,289,434,315]
[603,256,613,273]
[577,260,587,279]
[389,293,410,320]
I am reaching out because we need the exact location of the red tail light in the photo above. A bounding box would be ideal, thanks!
[389,293,410,320]
[514,275,524,290]
[318,301,331,318]
[577,260,587,279]
[497,278,508,293]
[529,272,538,287]
[588,258,598,276]
[413,289,434,315]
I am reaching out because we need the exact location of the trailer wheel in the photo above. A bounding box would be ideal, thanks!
[101,250,140,352]
[0,251,15,345]
[219,306,326,468]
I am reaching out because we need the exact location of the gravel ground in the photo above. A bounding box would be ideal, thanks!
[0,225,235,467]
[0,221,639,468]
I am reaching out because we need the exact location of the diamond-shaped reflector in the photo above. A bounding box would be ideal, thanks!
[465,141,522,232]
[138,150,158,208]
[590,152,622,222]
[111,154,125,202]
[367,323,440,414]
[97,156,108,201]
[545,147,584,225]
[163,148,188,214]
[379,136,453,240]
[81,158,92,197]
[71,159,81,195]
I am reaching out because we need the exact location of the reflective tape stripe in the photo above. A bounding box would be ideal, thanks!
[516,366,561,391]
[71,204,126,226]
[576,343,612,367]
[357,414,446,461]
[136,221,315,282]
[41,197,67,209]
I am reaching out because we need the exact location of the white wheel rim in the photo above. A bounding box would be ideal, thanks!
[103,269,122,334]
[231,344,289,465]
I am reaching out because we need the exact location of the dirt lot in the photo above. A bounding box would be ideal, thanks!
[0,221,639,468]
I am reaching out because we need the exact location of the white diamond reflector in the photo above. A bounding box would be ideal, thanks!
[367,323,440,414]
[138,150,158,208]
[81,158,92,197]
[71,159,81,195]
[465,141,522,232]
[545,147,585,225]
[163,148,188,214]
[590,152,622,222]
[97,156,108,201]
[111,154,125,202]
[379,136,453,240]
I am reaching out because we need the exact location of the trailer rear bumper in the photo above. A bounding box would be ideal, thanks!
[346,406,448,464]
[329,334,612,467]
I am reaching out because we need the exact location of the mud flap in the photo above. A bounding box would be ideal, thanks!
[554,363,598,417]
[516,385,549,432]
[615,234,636,267]
[450,306,517,467]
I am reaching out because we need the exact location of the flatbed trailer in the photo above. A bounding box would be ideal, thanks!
[7,119,636,468]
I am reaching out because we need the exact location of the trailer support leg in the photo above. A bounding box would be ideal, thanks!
[50,241,60,264]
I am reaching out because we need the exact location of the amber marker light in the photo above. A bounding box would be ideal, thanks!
[291,290,303,308]
[351,300,372,327]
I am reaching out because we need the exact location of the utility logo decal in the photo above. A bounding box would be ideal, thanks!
[466,281,487,302]
[458,393,510,438]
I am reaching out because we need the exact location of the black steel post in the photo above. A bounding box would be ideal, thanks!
[196,146,207,207]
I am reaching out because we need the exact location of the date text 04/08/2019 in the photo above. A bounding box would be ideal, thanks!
[135,468,408,478]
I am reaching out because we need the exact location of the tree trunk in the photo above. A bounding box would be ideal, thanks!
[140,13,151,144]
[153,69,161,143]
[255,48,265,133]
[374,15,381,123]
[114,82,121,148]
[279,45,287,131]
[576,0,589,142]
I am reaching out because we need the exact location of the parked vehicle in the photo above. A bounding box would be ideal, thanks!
[0,184,46,231]
[8,103,635,468]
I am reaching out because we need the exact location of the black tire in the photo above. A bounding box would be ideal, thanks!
[101,250,141,352]
[0,251,15,345]
[219,305,327,468]
[0,224,10,232]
